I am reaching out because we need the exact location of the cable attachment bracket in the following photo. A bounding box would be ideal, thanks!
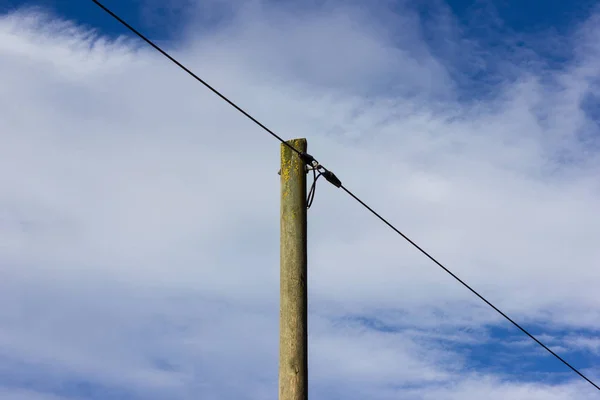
[299,152,316,166]
[276,150,342,209]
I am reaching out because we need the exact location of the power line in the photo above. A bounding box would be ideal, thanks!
[89,0,302,158]
[90,0,600,391]
[340,186,600,391]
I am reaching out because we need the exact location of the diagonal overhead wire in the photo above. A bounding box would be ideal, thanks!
[90,0,600,392]
[89,0,303,158]
[340,185,600,391]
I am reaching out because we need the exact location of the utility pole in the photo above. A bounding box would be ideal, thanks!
[279,138,308,400]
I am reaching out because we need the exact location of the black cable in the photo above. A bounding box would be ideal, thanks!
[89,0,303,158]
[340,185,600,391]
[91,0,600,391]
[307,168,323,209]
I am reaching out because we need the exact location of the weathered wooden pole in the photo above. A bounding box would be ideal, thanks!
[279,138,308,400]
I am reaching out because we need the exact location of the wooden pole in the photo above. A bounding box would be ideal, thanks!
[279,138,308,400]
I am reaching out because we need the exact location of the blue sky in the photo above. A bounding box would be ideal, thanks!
[1,0,600,399]
[4,0,597,89]
[3,0,596,36]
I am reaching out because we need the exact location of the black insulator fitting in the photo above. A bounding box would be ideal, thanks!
[322,170,342,188]
[299,152,315,165]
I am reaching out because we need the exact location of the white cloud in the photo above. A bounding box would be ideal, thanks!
[0,388,66,400]
[1,1,599,399]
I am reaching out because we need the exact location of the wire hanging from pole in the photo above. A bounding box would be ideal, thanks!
[306,165,323,209]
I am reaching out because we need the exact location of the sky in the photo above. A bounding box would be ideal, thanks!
[1,0,600,399]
